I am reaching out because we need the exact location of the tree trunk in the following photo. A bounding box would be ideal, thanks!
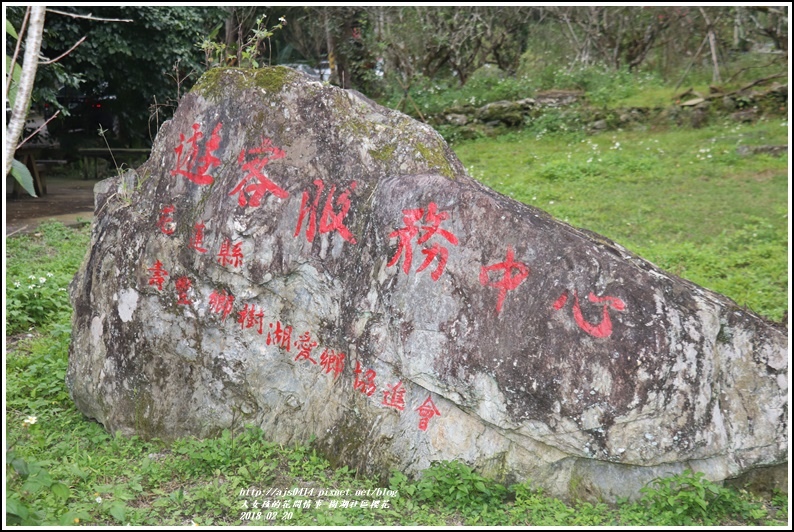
[5,6,46,178]
[323,8,337,85]
[700,8,722,84]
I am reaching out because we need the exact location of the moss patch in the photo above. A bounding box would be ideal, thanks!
[416,140,456,179]
[132,385,162,439]
[191,66,298,102]
[369,143,396,162]
[250,66,295,93]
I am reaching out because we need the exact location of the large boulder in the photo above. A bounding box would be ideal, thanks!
[67,67,788,502]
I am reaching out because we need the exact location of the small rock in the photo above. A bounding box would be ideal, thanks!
[444,113,469,126]
[731,108,758,123]
[680,97,705,107]
[590,119,608,131]
[736,144,788,157]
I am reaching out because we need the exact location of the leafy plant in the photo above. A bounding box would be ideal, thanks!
[5,222,90,334]
[198,14,286,69]
[510,482,576,525]
[637,469,768,525]
[5,272,72,334]
[414,460,508,512]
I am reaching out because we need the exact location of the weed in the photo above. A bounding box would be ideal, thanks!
[510,483,576,525]
[5,222,90,333]
[5,272,71,334]
[636,469,769,525]
[413,460,509,513]
[197,15,286,69]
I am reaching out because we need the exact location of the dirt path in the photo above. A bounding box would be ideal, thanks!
[5,176,98,236]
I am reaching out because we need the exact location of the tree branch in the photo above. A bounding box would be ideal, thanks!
[5,6,46,178]
[17,110,60,149]
[728,73,787,95]
[46,8,133,23]
[5,7,29,101]
[39,35,87,65]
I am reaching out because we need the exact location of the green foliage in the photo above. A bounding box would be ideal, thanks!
[413,460,508,512]
[34,6,228,146]
[9,159,38,198]
[380,73,537,119]
[510,483,577,524]
[637,469,769,525]
[394,57,662,121]
[5,222,90,333]
[508,483,614,525]
[197,14,286,69]
[769,490,788,521]
[530,62,648,107]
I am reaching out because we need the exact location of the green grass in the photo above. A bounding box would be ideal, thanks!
[453,117,789,321]
[5,180,788,526]
[5,222,91,334]
[380,51,787,119]
[5,109,789,525]
[5,319,788,527]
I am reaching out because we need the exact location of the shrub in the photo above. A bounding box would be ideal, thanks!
[414,460,508,512]
[638,469,768,525]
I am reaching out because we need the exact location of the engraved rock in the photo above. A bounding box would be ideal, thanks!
[67,67,788,502]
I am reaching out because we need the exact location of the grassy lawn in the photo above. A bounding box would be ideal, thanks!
[453,117,789,321]
[5,113,789,526]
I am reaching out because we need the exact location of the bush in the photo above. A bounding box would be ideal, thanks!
[377,73,536,119]
[638,469,768,525]
[413,460,508,512]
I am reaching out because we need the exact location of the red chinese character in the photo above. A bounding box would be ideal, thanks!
[217,239,243,268]
[147,260,168,291]
[552,290,626,338]
[208,289,235,320]
[293,332,318,364]
[388,202,458,281]
[267,321,293,351]
[479,246,530,314]
[294,179,357,244]
[319,348,345,378]
[416,396,441,431]
[229,138,287,207]
[382,381,406,411]
[157,205,176,235]
[190,222,208,253]
[237,303,265,334]
[353,361,377,396]
[171,122,223,185]
[175,276,193,305]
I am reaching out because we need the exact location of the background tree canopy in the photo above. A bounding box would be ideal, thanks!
[6,5,787,149]
[7,6,227,147]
